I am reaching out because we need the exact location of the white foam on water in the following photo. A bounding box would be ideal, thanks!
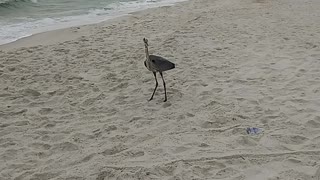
[0,0,187,46]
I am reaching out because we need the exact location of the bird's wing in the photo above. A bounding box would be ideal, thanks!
[149,55,175,71]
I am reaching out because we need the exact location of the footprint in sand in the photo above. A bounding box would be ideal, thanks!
[199,88,222,100]
[129,116,142,123]
[20,88,41,97]
[51,142,79,152]
[13,120,30,126]
[38,108,53,115]
[29,142,51,150]
[71,153,97,166]
[104,125,118,133]
[305,116,320,128]
[1,149,19,161]
[0,138,17,148]
[171,146,190,154]
[270,134,308,145]
[153,165,176,177]
[71,133,92,143]
[236,136,259,147]
[29,172,62,180]
[123,150,145,158]
[162,102,172,108]
[81,153,96,163]
[201,119,229,129]
[96,169,116,180]
[7,66,16,72]
[101,144,127,156]
[204,161,227,169]
[308,136,320,149]
[214,167,240,179]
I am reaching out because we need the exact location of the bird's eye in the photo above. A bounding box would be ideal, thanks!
[152,60,155,63]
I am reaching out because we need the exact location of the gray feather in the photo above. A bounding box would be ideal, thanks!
[149,55,175,72]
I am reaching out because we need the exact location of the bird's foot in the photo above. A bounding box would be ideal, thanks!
[163,99,167,102]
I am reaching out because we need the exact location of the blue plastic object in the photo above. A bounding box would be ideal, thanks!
[246,127,262,135]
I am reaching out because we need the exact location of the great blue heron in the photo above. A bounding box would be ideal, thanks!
[143,38,175,102]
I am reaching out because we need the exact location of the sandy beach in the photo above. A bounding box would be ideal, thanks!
[1,0,320,179]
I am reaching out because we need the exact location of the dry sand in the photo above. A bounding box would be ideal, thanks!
[1,0,320,179]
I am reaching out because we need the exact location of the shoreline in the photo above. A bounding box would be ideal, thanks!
[0,15,128,50]
[1,0,320,179]
[0,0,187,50]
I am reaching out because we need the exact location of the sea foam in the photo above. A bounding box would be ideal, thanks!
[0,0,186,46]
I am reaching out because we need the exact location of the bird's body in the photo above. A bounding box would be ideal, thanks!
[144,55,175,72]
[143,38,175,102]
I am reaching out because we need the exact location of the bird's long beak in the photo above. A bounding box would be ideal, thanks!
[143,38,149,46]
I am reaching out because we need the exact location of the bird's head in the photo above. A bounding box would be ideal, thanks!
[143,38,149,47]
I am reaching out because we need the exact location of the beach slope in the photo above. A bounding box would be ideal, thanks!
[1,0,320,179]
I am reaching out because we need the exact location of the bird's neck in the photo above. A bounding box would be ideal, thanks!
[145,45,150,61]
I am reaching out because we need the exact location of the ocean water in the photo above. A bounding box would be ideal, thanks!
[0,0,185,45]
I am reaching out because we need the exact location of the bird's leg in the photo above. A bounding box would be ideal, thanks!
[149,72,158,101]
[160,72,167,102]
